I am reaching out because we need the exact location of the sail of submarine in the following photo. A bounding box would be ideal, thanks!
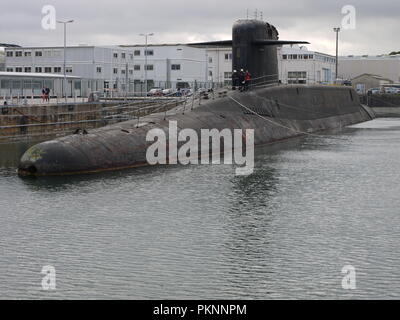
[18,19,375,176]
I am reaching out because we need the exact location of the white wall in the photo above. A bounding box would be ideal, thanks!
[339,56,400,83]
[5,45,209,93]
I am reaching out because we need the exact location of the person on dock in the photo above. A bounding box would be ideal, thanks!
[45,87,50,102]
[41,88,46,103]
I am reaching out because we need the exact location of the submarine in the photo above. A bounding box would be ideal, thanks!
[18,19,375,176]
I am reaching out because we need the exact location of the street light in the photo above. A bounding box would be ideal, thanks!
[333,27,340,82]
[57,19,74,102]
[139,33,154,96]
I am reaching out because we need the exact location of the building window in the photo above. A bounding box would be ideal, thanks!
[35,51,43,57]
[15,51,23,57]
[309,54,314,59]
[288,71,307,79]
[224,72,232,79]
[6,51,13,57]
[121,69,126,74]
[129,70,133,75]
[113,68,118,74]
[35,67,42,73]
[44,67,52,73]
[322,68,331,82]
[129,54,133,60]
[224,53,232,60]
[15,67,23,72]
[24,51,32,57]
[145,65,153,71]
[54,67,61,73]
[113,53,118,58]
[121,52,126,59]
[96,67,102,73]
[171,64,181,71]
[282,55,287,60]
[134,65,141,71]
[208,57,213,63]
[24,67,31,73]
[6,68,13,72]
[304,55,308,60]
[209,70,213,77]
[66,67,73,73]
[134,50,140,56]
[145,49,154,56]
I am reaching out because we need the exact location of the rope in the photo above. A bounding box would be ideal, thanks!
[228,96,348,141]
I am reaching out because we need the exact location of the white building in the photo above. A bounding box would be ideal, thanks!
[120,44,208,91]
[278,45,336,84]
[4,43,337,96]
[205,45,336,85]
[0,51,4,71]
[4,44,210,95]
[339,54,400,83]
[205,47,234,85]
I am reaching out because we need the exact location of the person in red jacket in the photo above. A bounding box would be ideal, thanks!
[244,71,251,91]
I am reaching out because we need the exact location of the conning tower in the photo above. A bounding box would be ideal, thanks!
[190,19,308,86]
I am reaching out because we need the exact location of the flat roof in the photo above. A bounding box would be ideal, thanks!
[340,55,400,60]
[120,44,188,47]
[4,46,96,50]
[0,71,80,79]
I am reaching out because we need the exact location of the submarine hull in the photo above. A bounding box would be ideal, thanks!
[18,85,374,176]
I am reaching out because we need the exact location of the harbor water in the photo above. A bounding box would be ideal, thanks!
[1,118,400,299]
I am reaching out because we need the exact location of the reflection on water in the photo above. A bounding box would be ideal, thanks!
[1,119,400,299]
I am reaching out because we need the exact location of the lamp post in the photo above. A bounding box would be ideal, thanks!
[333,27,340,82]
[57,19,74,102]
[139,33,154,96]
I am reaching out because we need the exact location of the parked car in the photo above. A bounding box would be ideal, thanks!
[384,87,398,94]
[147,88,163,96]
[179,88,193,96]
[367,88,381,95]
[162,88,174,96]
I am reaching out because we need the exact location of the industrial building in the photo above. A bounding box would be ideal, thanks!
[278,45,336,84]
[339,54,400,83]
[351,73,393,94]
[0,51,4,71]
[4,43,337,97]
[205,47,235,85]
[4,45,209,95]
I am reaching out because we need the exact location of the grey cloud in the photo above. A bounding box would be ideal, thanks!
[0,0,399,55]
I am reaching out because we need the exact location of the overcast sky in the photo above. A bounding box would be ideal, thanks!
[0,0,399,55]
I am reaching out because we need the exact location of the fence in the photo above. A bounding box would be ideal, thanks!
[0,95,188,143]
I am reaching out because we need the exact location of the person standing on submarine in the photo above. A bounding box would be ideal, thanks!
[244,70,251,91]
[239,69,245,91]
[232,70,239,90]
